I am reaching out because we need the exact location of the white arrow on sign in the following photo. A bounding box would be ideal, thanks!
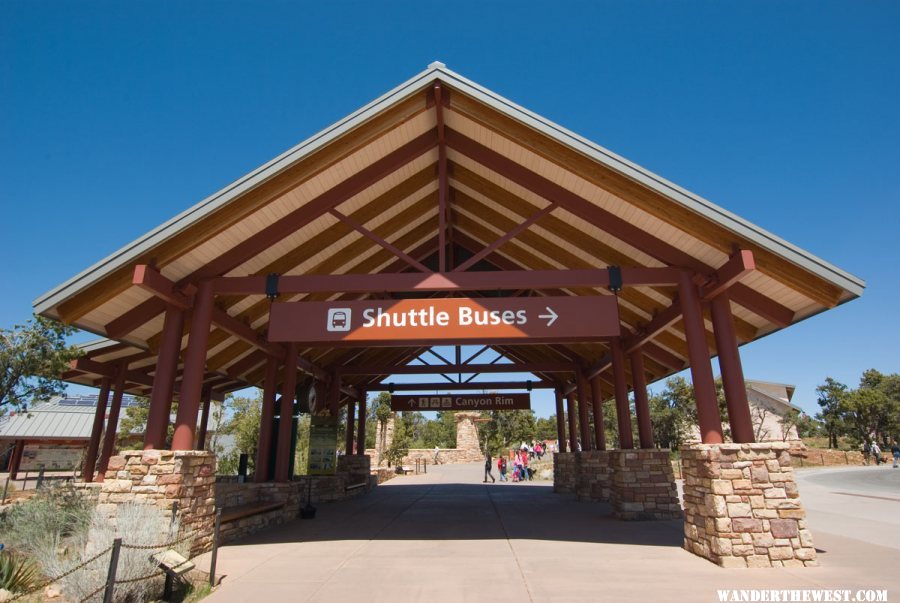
[538,306,558,327]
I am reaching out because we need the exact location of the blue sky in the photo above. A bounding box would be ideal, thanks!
[2,1,898,418]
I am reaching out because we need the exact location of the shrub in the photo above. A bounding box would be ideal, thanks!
[34,502,192,603]
[0,483,92,556]
[0,550,39,594]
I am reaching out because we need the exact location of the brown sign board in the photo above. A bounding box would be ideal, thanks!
[391,393,531,412]
[268,296,619,346]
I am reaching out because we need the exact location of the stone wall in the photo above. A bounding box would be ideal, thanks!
[575,451,611,502]
[553,452,575,494]
[370,411,484,466]
[88,450,217,556]
[609,450,682,520]
[681,442,817,568]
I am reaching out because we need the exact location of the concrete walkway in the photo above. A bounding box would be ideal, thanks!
[200,463,900,602]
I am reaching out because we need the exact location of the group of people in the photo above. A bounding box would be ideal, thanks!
[483,442,550,483]
[862,440,900,468]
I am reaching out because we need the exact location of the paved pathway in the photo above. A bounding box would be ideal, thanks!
[200,463,900,602]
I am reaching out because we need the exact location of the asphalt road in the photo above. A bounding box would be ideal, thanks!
[797,464,900,497]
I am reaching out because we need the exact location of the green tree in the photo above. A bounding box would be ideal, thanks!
[842,388,888,446]
[480,409,537,454]
[648,389,690,450]
[217,393,262,475]
[856,369,900,445]
[420,411,457,448]
[815,377,848,448]
[366,392,393,449]
[117,395,153,447]
[534,415,558,441]
[0,315,81,409]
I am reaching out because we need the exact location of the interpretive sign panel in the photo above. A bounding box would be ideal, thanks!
[306,416,338,476]
[269,296,619,346]
[391,393,531,412]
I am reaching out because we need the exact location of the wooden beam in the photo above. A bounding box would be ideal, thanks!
[702,250,755,301]
[338,362,575,376]
[212,267,681,295]
[329,208,432,273]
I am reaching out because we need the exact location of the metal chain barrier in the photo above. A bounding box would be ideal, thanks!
[79,583,106,603]
[113,570,166,585]
[7,543,114,602]
[119,528,200,551]
[8,519,218,603]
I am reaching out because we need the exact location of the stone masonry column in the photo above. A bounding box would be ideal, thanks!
[574,450,612,502]
[454,412,484,462]
[553,452,576,494]
[96,449,217,557]
[608,449,682,520]
[681,442,817,568]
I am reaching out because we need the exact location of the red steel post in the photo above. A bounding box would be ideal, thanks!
[172,281,215,451]
[611,339,635,449]
[590,376,606,451]
[679,271,725,444]
[83,378,111,482]
[576,371,592,450]
[144,305,184,450]
[710,292,755,443]
[554,388,567,453]
[356,389,367,456]
[96,363,127,482]
[8,440,25,480]
[566,393,579,452]
[196,389,212,451]
[274,343,298,482]
[254,357,279,482]
[629,349,655,448]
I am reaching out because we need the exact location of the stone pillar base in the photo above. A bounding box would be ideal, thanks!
[681,443,817,568]
[88,449,217,556]
[575,451,611,502]
[553,452,576,494]
[609,449,682,520]
[337,454,372,488]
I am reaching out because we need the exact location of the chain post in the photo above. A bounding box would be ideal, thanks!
[209,508,222,587]
[103,538,122,603]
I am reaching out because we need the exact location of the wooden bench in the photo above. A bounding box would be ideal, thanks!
[220,501,285,524]
[399,466,414,475]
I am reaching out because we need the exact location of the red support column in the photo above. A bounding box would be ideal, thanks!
[576,371,592,450]
[96,362,127,482]
[274,343,298,482]
[566,393,578,452]
[9,440,25,480]
[346,399,356,454]
[629,349,655,449]
[710,292,755,443]
[144,305,184,450]
[83,378,111,482]
[196,389,212,451]
[172,281,215,451]
[554,388,567,452]
[679,271,725,444]
[328,370,341,417]
[356,389,367,456]
[611,338,635,449]
[590,376,606,451]
[254,357,279,482]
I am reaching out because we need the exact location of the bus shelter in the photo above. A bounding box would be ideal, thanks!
[34,63,863,567]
